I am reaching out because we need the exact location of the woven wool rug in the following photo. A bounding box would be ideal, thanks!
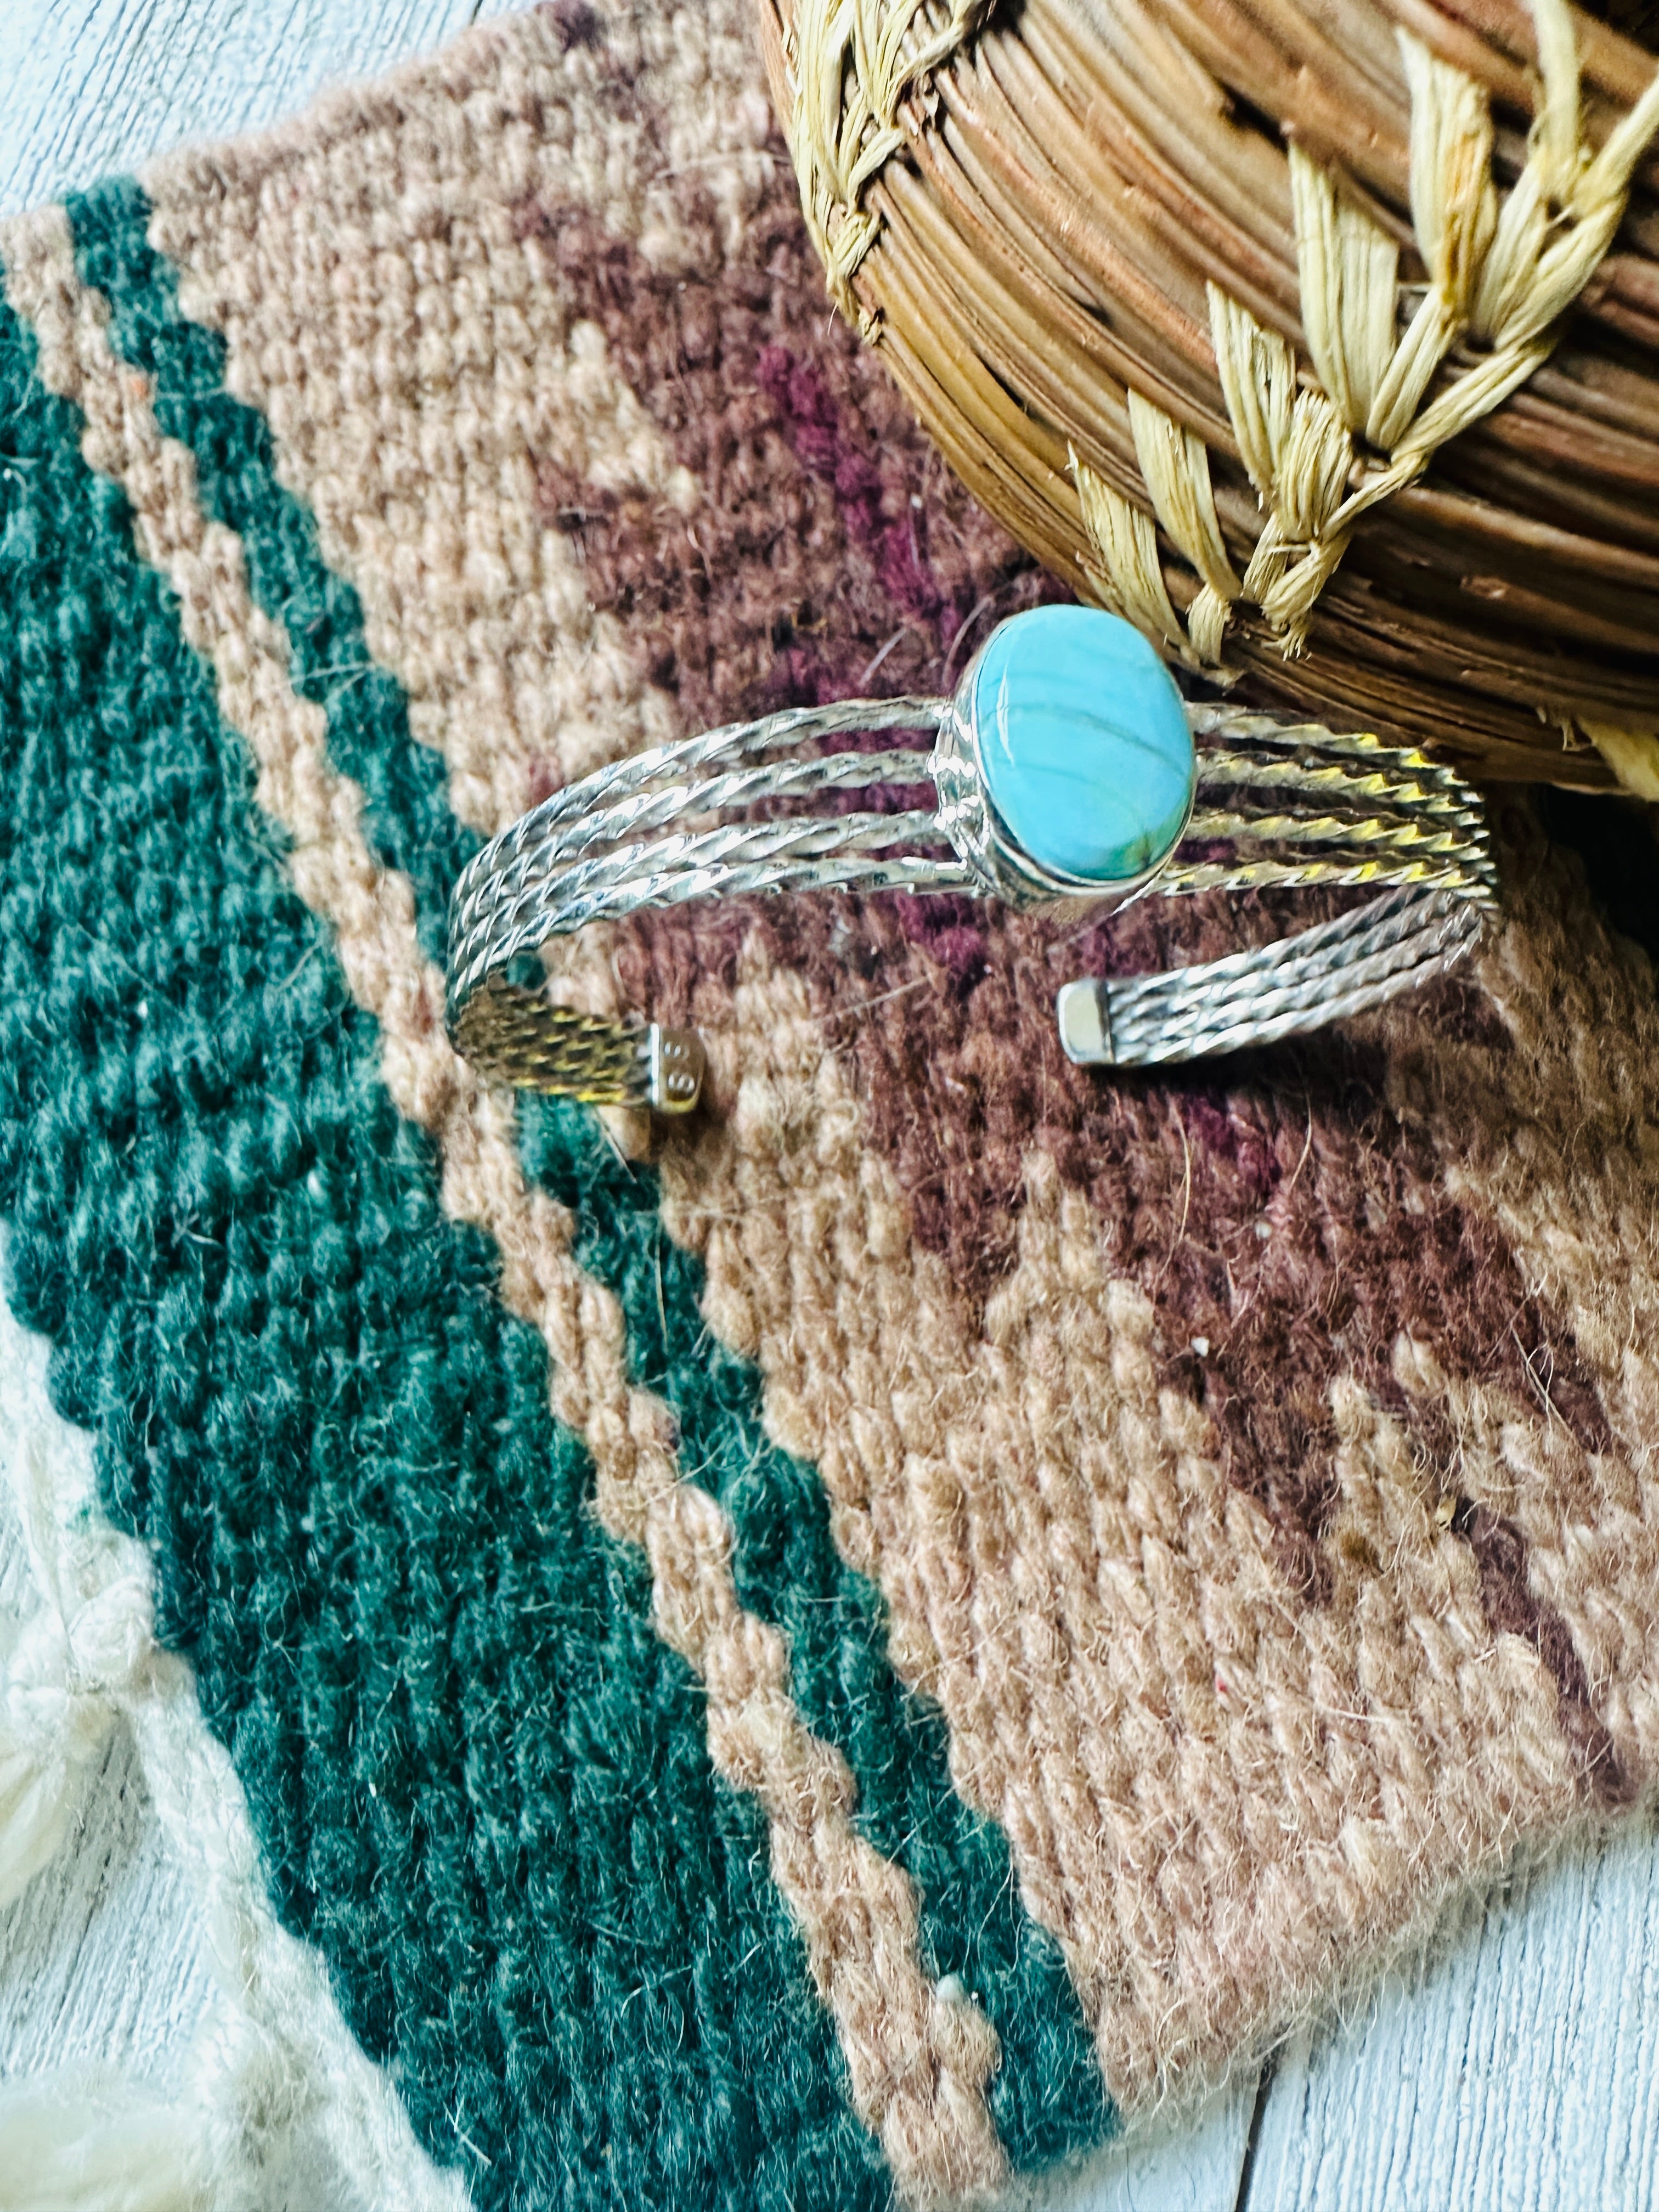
[1,4,1658,2205]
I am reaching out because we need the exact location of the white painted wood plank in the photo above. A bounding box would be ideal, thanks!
[0,1706,214,2089]
[0,0,489,217]
[1246,1820,1659,2212]
[1020,2079,1259,2212]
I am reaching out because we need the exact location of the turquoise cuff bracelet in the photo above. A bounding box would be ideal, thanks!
[446,607,1498,1107]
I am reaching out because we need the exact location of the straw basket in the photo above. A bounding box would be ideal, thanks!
[754,0,1659,795]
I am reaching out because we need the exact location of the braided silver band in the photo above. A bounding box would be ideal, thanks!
[447,686,1497,1102]
[447,698,959,1008]
[1057,883,1486,1068]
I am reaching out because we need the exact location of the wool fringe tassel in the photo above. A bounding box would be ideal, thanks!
[0,1237,470,2212]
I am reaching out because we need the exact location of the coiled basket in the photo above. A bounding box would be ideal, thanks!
[755,0,1659,795]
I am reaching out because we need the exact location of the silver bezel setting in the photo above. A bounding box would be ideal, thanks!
[929,634,1195,912]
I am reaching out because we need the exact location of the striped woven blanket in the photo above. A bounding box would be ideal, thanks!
[1,5,1656,2205]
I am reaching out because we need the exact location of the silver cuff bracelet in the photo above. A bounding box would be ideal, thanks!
[445,608,1497,1112]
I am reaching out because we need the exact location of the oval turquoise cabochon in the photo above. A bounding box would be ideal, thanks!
[968,605,1195,885]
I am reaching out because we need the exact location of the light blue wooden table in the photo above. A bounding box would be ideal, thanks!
[0,7,1655,2207]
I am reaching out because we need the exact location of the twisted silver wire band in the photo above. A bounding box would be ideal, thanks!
[1058,884,1486,1068]
[447,699,955,1008]
[446,690,1497,1102]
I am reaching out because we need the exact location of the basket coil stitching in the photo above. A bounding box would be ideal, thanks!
[782,0,1659,786]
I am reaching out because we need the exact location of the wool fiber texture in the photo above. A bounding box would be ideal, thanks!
[0,3,1657,2207]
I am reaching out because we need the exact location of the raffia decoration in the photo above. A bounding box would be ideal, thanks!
[784,0,994,324]
[754,0,1659,794]
[1075,10,1659,671]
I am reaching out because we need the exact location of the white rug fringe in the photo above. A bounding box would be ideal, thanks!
[0,1229,471,2212]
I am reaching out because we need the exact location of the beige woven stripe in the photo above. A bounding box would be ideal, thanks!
[142,0,772,839]
[1388,854,1659,1773]
[0,201,1008,2204]
[142,0,778,1153]
[655,923,1582,2109]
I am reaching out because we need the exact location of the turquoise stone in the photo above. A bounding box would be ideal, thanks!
[967,604,1194,885]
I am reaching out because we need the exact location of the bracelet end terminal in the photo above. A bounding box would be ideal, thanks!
[1056,979,1115,1067]
[650,1026,706,1113]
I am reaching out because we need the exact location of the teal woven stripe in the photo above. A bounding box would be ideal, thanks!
[518,1097,1116,2169]
[67,183,1114,2172]
[67,178,474,964]
[0,270,890,2212]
